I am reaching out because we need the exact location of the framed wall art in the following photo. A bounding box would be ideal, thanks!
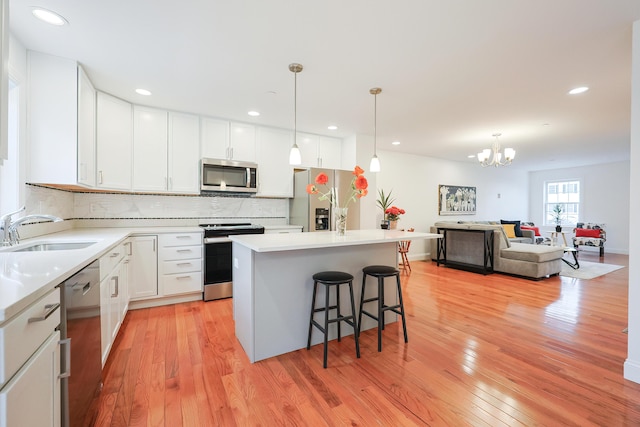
[438,185,476,215]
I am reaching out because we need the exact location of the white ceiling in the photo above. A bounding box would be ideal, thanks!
[9,0,640,172]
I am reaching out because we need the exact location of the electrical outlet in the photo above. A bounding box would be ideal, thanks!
[233,257,239,269]
[90,203,96,213]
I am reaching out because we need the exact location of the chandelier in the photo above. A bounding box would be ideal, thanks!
[477,133,515,167]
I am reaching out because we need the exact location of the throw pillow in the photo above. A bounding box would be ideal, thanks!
[502,223,516,238]
[576,228,601,238]
[500,220,522,237]
[521,225,541,236]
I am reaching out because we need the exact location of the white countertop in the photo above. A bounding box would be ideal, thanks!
[0,226,202,323]
[230,229,441,253]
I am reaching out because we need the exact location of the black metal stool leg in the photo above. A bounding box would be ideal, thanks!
[348,281,360,358]
[336,284,341,342]
[307,281,318,350]
[396,273,408,343]
[358,273,367,338]
[377,276,383,352]
[322,283,330,368]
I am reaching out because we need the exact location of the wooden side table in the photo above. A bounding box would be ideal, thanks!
[547,231,569,247]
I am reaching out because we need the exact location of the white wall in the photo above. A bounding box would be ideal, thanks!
[529,161,630,254]
[375,149,529,258]
[624,19,640,384]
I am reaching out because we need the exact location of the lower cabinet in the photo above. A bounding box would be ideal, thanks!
[129,235,158,300]
[99,242,127,366]
[159,233,202,296]
[0,330,61,427]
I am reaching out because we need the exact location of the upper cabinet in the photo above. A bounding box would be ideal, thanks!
[96,92,132,191]
[168,112,200,193]
[256,127,294,198]
[297,133,342,169]
[201,118,255,162]
[132,106,168,192]
[27,51,95,187]
[77,67,97,187]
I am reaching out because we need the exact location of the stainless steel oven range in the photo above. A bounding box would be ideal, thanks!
[200,223,265,301]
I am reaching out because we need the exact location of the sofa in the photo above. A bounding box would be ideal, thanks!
[430,221,565,279]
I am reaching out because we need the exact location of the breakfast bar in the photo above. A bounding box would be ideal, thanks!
[230,229,441,362]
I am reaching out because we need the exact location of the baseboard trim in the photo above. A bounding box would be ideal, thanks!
[624,359,640,384]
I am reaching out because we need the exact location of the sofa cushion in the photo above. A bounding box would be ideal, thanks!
[502,224,516,238]
[501,220,523,237]
[576,228,601,238]
[521,225,540,236]
[501,243,564,263]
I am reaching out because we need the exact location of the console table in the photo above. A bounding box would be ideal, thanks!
[436,227,494,274]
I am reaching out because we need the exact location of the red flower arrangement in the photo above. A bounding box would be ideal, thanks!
[306,166,368,207]
[385,206,405,221]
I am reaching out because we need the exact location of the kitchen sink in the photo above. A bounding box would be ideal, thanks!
[10,241,98,252]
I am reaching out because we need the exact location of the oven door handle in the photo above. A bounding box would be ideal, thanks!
[204,237,232,244]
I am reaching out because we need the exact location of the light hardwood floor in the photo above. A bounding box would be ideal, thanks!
[94,251,640,426]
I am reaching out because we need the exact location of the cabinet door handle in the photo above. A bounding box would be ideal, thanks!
[176,235,191,239]
[98,170,103,184]
[169,177,173,190]
[177,262,192,267]
[28,303,60,323]
[110,252,120,258]
[111,276,119,298]
[176,249,192,253]
[72,281,91,295]
[176,275,191,280]
[230,147,234,159]
[58,338,71,379]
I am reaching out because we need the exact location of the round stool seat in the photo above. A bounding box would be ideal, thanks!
[362,265,399,276]
[313,271,354,283]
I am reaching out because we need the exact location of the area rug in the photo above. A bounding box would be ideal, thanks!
[560,260,624,280]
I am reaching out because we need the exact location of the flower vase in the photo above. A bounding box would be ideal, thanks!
[334,207,348,236]
[389,220,398,229]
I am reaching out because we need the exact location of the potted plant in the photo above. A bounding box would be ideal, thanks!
[377,189,395,229]
[385,206,406,229]
[552,204,563,232]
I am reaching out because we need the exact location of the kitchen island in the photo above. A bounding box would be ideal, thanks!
[229,229,441,363]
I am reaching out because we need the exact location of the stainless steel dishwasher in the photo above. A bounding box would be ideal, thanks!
[60,260,102,427]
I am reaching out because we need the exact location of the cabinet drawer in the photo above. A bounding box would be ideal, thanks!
[159,233,201,247]
[99,242,126,280]
[161,272,203,296]
[160,245,202,261]
[161,259,202,275]
[0,289,60,388]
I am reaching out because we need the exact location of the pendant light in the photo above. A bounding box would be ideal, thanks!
[369,87,382,172]
[288,63,303,165]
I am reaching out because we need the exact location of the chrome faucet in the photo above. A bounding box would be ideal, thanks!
[0,206,63,246]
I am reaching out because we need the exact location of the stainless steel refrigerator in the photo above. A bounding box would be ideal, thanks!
[290,168,360,232]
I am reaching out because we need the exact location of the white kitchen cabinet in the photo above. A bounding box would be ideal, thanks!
[201,117,229,160]
[96,92,132,190]
[0,331,61,427]
[229,122,256,162]
[168,112,200,193]
[27,51,95,188]
[298,133,342,169]
[77,66,97,187]
[132,106,168,192]
[0,287,61,427]
[256,127,294,198]
[99,243,126,365]
[264,226,303,234]
[158,233,202,296]
[200,118,256,162]
[129,235,158,300]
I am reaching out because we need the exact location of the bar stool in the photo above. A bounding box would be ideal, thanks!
[358,265,408,352]
[307,271,360,368]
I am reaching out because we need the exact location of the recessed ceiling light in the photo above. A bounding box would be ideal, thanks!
[569,86,589,95]
[248,111,260,117]
[467,155,476,159]
[135,88,152,96]
[31,8,68,26]
[391,141,400,146]
[327,125,338,130]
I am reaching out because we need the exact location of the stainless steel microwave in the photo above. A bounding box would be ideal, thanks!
[201,158,258,193]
